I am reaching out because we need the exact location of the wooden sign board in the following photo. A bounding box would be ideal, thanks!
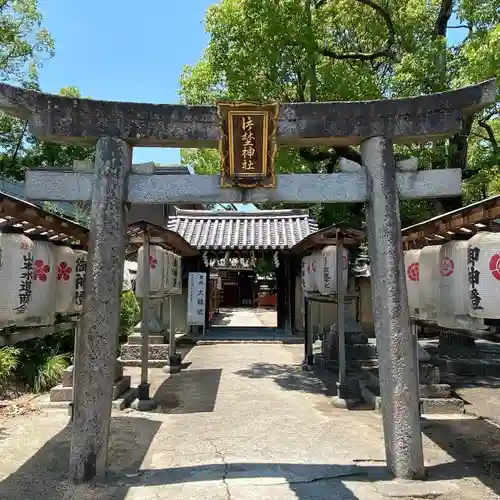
[217,101,279,188]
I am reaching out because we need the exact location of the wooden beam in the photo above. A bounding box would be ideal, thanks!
[402,201,500,243]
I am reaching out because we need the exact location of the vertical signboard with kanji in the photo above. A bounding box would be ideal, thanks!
[217,101,279,188]
[187,272,207,326]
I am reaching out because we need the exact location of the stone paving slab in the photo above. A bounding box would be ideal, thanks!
[0,344,499,499]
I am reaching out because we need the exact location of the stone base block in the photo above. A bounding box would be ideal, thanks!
[418,383,452,399]
[419,363,440,385]
[437,357,500,377]
[420,397,464,415]
[49,375,131,403]
[358,380,464,414]
[120,343,170,361]
[119,358,169,368]
[130,397,157,411]
[127,334,166,345]
[60,362,124,388]
[331,395,357,409]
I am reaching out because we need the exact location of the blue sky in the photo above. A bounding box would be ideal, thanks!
[36,1,467,169]
[37,0,214,166]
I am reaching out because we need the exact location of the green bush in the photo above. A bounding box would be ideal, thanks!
[120,290,140,338]
[15,333,71,392]
[0,347,21,380]
[21,352,70,393]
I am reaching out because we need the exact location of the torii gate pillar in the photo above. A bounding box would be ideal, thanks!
[363,137,424,478]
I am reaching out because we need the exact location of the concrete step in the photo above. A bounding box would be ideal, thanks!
[119,345,191,368]
[359,379,464,414]
[435,356,500,377]
[47,376,132,405]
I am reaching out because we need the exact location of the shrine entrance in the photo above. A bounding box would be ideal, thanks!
[1,78,494,483]
[167,208,318,336]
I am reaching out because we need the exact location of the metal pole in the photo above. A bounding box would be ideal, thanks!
[333,230,349,406]
[140,229,150,387]
[168,294,181,373]
[69,320,80,420]
[131,229,156,410]
[319,303,324,340]
[303,296,314,366]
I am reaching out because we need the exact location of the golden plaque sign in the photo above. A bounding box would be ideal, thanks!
[217,101,279,188]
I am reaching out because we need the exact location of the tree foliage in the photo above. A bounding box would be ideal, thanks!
[179,0,499,228]
[0,2,93,395]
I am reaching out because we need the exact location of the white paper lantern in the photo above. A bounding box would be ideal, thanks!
[309,252,320,292]
[437,240,485,329]
[54,245,77,314]
[418,245,441,321]
[21,238,57,326]
[136,245,165,298]
[404,249,420,317]
[71,249,87,313]
[123,260,137,292]
[0,231,34,327]
[317,245,349,295]
[301,254,319,292]
[467,232,500,319]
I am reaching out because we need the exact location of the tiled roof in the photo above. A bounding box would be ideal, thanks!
[167,209,318,250]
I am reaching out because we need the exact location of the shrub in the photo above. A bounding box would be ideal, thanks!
[0,347,21,380]
[120,290,140,339]
[22,352,70,393]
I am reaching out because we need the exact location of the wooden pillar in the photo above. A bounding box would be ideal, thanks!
[276,254,286,329]
[289,257,297,334]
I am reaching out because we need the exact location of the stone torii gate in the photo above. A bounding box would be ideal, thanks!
[0,80,495,483]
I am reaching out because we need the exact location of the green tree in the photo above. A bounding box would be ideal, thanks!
[179,0,499,227]
[0,0,54,83]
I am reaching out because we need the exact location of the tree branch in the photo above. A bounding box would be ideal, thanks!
[317,0,395,61]
[478,120,499,155]
[434,0,453,37]
[314,0,328,8]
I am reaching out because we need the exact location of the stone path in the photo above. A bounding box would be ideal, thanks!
[211,307,277,328]
[0,344,499,499]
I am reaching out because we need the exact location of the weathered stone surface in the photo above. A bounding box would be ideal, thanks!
[0,80,494,148]
[419,363,440,385]
[363,136,424,479]
[127,334,165,345]
[69,137,131,483]
[120,343,170,360]
[25,169,463,204]
[49,376,131,403]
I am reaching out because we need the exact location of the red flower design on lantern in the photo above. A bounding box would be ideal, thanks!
[407,262,419,282]
[490,253,500,281]
[33,259,51,281]
[57,261,73,281]
[149,255,157,269]
[440,257,454,277]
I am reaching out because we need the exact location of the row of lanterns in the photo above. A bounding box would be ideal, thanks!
[135,245,183,298]
[404,231,500,329]
[0,230,87,328]
[301,245,349,295]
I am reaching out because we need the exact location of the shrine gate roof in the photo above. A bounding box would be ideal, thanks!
[167,209,318,250]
